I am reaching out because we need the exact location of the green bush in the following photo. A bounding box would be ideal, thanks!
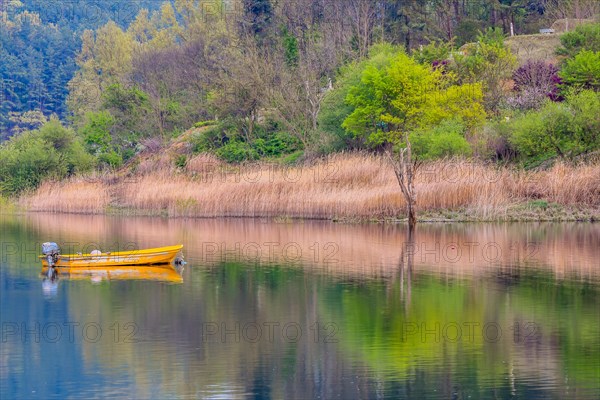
[189,121,240,153]
[0,120,94,196]
[413,40,453,65]
[476,27,506,46]
[190,125,227,153]
[253,131,301,157]
[509,90,600,160]
[568,90,600,152]
[558,23,600,58]
[281,150,304,165]
[410,120,472,160]
[478,119,519,161]
[215,141,258,163]
[175,154,187,169]
[559,50,600,90]
[189,119,302,162]
[98,150,123,169]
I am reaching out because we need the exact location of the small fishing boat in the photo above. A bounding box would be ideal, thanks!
[40,242,184,274]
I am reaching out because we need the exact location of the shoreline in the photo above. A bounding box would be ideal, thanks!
[8,154,600,223]
[3,204,599,224]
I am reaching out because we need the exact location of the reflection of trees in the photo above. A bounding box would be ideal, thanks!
[12,213,600,281]
[2,215,600,397]
[65,265,357,398]
[320,261,600,397]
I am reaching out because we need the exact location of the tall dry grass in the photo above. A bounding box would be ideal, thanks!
[22,174,111,214]
[21,153,600,219]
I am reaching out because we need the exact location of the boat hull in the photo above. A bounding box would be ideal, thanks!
[40,245,183,269]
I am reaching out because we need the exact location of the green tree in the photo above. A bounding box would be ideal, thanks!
[453,28,517,112]
[81,111,114,155]
[282,27,299,67]
[79,111,124,168]
[342,48,485,146]
[318,58,368,150]
[100,84,153,160]
[342,45,485,229]
[67,22,135,120]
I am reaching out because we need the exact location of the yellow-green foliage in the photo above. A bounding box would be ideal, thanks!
[342,47,485,151]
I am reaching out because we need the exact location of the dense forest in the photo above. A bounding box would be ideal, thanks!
[0,0,163,136]
[1,0,600,197]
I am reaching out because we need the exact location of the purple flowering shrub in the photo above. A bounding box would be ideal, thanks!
[432,59,449,71]
[513,61,559,93]
[506,60,563,110]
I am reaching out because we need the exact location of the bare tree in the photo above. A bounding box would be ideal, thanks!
[546,0,600,30]
[211,35,277,140]
[387,139,419,232]
[269,27,336,148]
[346,0,379,58]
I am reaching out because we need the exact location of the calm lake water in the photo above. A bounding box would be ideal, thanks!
[1,213,599,399]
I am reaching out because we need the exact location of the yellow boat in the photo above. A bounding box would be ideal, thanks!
[41,265,184,283]
[40,243,184,269]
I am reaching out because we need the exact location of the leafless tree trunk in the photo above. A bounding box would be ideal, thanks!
[304,79,326,132]
[347,0,378,58]
[387,138,418,232]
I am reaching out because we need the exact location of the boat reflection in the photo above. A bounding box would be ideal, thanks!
[40,264,184,284]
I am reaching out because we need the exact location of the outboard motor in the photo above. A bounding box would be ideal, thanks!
[42,242,60,278]
[174,255,186,266]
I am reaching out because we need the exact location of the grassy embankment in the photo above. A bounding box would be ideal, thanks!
[17,152,600,222]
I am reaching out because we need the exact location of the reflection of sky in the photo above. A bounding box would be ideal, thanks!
[0,268,136,399]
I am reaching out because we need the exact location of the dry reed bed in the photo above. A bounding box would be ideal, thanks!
[23,175,111,214]
[21,153,600,219]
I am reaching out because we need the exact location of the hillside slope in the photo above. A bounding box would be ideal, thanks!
[505,34,562,64]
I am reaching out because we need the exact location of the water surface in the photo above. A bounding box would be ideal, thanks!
[1,214,599,399]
